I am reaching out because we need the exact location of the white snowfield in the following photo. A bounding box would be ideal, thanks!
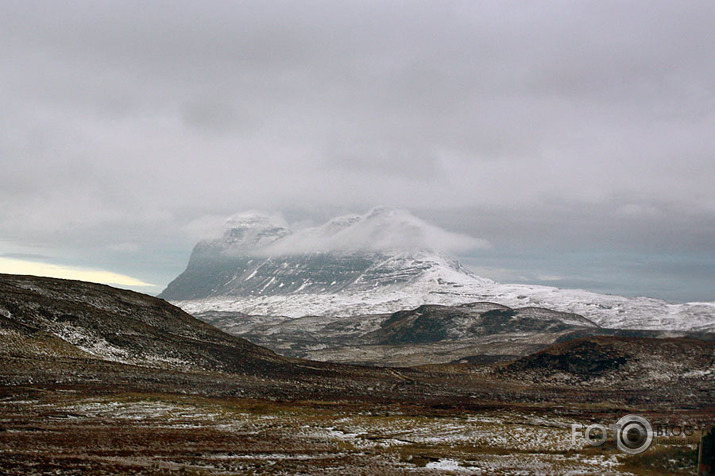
[171,251,715,332]
[168,208,715,332]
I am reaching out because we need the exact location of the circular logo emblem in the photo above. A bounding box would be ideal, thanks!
[616,414,653,454]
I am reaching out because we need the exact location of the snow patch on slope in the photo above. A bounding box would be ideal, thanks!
[174,277,715,331]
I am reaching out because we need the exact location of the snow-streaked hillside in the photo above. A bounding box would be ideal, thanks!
[175,280,715,332]
[0,273,283,371]
[163,208,715,332]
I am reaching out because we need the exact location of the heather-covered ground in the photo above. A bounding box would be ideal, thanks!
[0,387,707,475]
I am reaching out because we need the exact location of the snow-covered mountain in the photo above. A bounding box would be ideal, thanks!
[160,207,491,301]
[161,208,715,332]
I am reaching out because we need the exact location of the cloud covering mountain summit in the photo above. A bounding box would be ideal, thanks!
[216,207,490,257]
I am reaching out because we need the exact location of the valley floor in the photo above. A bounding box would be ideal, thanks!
[0,381,709,475]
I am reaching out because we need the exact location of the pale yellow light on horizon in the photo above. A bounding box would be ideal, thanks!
[0,257,155,288]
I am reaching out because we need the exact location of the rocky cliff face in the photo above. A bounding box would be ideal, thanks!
[159,208,492,302]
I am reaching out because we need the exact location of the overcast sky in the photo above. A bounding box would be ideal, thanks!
[1,1,713,302]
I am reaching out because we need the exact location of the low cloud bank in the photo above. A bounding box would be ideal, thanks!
[216,207,489,256]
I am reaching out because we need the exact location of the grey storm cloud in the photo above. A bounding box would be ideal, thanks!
[0,0,713,300]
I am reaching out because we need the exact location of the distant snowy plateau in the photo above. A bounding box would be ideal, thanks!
[161,208,715,332]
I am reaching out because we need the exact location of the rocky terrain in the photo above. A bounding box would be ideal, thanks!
[1,273,714,474]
